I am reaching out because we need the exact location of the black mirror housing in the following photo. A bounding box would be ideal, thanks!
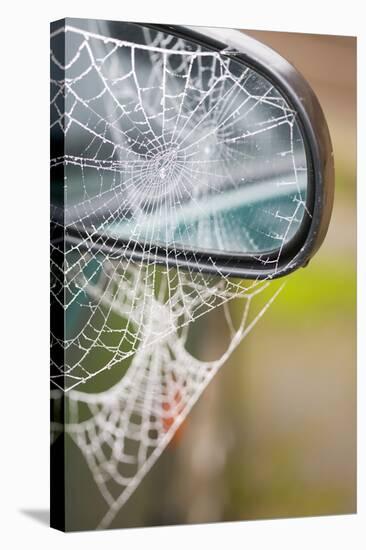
[51,19,334,280]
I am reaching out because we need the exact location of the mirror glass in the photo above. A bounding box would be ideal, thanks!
[51,20,309,256]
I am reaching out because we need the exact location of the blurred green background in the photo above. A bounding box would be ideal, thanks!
[64,30,356,530]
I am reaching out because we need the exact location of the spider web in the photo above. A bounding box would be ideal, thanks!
[50,20,307,528]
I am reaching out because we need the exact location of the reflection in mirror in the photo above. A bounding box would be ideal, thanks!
[51,20,309,257]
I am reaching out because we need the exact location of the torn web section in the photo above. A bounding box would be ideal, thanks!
[61,269,282,529]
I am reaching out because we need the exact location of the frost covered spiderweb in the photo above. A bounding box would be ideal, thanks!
[50,20,307,528]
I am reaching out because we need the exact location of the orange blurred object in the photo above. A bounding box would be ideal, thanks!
[162,389,186,445]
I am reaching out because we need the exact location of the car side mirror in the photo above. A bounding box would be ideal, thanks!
[51,19,334,279]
